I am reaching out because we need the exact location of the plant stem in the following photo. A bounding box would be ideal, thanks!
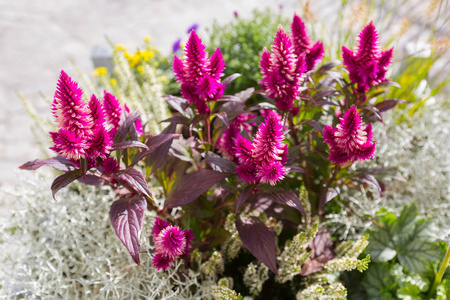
[428,243,450,298]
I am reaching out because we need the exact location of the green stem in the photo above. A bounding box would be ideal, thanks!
[429,243,450,298]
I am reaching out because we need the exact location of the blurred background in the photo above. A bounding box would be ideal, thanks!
[0,0,448,217]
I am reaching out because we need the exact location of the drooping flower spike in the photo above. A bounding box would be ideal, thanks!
[290,14,324,72]
[173,30,226,114]
[342,21,394,93]
[323,105,376,165]
[151,217,194,271]
[260,25,306,111]
[235,110,288,185]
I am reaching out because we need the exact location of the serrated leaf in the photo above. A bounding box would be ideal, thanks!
[236,216,278,275]
[51,169,82,200]
[19,156,76,172]
[117,168,152,199]
[111,140,149,151]
[109,195,147,265]
[165,169,230,208]
[362,263,396,300]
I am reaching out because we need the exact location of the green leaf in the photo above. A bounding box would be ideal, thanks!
[362,263,396,300]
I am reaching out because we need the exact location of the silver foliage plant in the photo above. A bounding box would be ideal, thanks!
[0,172,209,299]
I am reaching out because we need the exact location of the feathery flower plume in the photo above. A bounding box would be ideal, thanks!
[173,30,225,114]
[151,217,194,271]
[290,14,324,71]
[342,21,393,93]
[235,111,288,185]
[103,91,122,136]
[260,25,306,111]
[323,105,376,165]
[102,157,118,174]
[50,71,93,160]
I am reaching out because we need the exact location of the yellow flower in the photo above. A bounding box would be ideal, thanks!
[93,67,108,77]
[128,51,141,68]
[140,50,155,62]
[137,65,144,73]
[110,78,117,85]
[160,75,169,84]
[115,44,127,51]
[144,35,151,42]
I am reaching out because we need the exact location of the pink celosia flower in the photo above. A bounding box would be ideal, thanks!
[103,91,122,137]
[235,111,288,185]
[173,30,226,114]
[86,126,112,160]
[102,157,118,174]
[152,253,176,271]
[290,14,324,72]
[260,25,306,111]
[323,105,376,165]
[217,114,254,161]
[342,21,393,93]
[49,129,89,160]
[151,217,194,271]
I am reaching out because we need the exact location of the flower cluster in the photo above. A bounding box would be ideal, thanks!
[290,14,324,72]
[50,71,112,162]
[260,25,306,111]
[152,217,194,271]
[342,21,393,93]
[323,105,376,165]
[234,110,288,185]
[173,30,226,114]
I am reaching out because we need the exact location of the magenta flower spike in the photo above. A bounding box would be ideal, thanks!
[151,218,194,271]
[342,21,393,93]
[103,91,122,136]
[260,25,305,111]
[290,14,324,72]
[89,94,106,131]
[173,30,226,114]
[52,70,93,136]
[234,111,288,185]
[217,114,254,161]
[49,129,89,160]
[102,157,118,174]
[323,105,376,165]
[124,104,143,136]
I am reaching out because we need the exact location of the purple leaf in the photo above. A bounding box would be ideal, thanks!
[235,87,255,102]
[217,95,243,102]
[166,169,230,208]
[375,99,407,113]
[286,166,311,176]
[130,133,180,167]
[300,227,335,276]
[304,120,323,132]
[319,186,341,213]
[109,195,147,265]
[312,89,338,101]
[235,185,254,214]
[316,61,340,74]
[111,141,149,151]
[221,73,241,86]
[353,173,382,196]
[117,168,152,199]
[51,169,82,200]
[145,123,177,172]
[255,189,306,218]
[77,174,107,186]
[236,216,278,275]
[19,156,76,172]
[214,111,229,127]
[113,111,141,143]
[164,95,190,116]
[204,156,236,173]
[160,116,190,126]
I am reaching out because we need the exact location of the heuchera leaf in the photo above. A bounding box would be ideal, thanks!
[109,195,147,265]
[117,168,152,199]
[111,141,149,151]
[51,169,82,200]
[165,169,230,208]
[236,216,278,275]
[362,263,396,299]
[19,156,76,172]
